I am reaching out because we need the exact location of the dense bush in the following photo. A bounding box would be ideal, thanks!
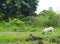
[9,18,25,26]
[37,9,60,27]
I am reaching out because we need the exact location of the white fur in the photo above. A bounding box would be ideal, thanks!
[42,27,53,34]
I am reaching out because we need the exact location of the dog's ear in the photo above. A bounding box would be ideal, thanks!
[30,34,32,36]
[42,31,45,34]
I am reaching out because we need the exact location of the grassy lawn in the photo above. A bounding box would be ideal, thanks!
[0,29,59,44]
[0,26,59,44]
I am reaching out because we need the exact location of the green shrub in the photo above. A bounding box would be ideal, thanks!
[9,18,25,26]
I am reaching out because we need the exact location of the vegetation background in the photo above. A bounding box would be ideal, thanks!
[0,0,60,44]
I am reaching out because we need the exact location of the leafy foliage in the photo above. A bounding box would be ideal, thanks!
[38,8,60,26]
[0,0,38,21]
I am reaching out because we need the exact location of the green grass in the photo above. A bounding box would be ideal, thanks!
[0,30,59,44]
[0,22,60,44]
[0,23,44,32]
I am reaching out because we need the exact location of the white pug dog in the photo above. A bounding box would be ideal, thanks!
[42,27,53,34]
